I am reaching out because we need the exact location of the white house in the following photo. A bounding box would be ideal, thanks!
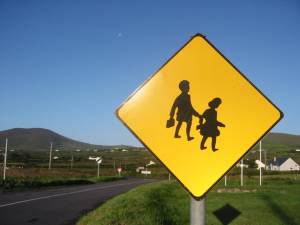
[268,157,300,171]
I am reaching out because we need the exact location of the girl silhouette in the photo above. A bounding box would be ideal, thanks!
[197,98,225,151]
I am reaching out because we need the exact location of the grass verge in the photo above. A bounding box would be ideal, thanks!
[77,176,300,225]
[0,176,126,191]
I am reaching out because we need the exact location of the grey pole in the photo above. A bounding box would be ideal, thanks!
[145,165,148,177]
[97,163,100,177]
[48,142,53,170]
[70,150,74,170]
[241,158,243,186]
[190,196,205,225]
[224,175,227,187]
[3,138,8,180]
[259,141,262,186]
[264,150,267,169]
[113,159,116,173]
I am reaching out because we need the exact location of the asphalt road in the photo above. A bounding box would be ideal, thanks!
[0,178,154,225]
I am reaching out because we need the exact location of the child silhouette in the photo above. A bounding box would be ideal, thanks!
[168,80,200,141]
[197,98,225,151]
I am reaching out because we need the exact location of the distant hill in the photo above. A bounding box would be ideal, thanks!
[248,132,300,152]
[0,128,133,151]
[263,132,300,147]
[0,128,299,152]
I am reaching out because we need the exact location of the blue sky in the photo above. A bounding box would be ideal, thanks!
[0,1,299,146]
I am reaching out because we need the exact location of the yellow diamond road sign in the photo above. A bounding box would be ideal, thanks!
[116,34,283,199]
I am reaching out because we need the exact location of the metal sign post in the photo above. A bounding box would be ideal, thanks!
[88,156,102,177]
[190,196,205,225]
[117,167,122,177]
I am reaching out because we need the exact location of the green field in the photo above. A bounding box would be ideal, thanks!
[0,148,161,177]
[1,146,300,193]
[77,175,300,225]
[1,146,299,180]
[0,147,163,190]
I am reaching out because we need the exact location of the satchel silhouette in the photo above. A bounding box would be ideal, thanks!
[166,118,175,128]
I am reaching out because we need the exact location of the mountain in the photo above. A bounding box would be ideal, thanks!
[263,132,300,147]
[0,128,299,152]
[0,128,133,151]
[246,132,300,152]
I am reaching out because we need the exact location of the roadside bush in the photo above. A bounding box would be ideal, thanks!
[91,176,127,183]
[0,176,126,191]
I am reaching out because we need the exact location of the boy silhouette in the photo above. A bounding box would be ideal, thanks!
[168,80,200,141]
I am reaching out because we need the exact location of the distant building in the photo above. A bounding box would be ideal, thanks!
[141,170,151,175]
[236,163,249,168]
[146,160,156,167]
[136,166,145,173]
[268,157,300,171]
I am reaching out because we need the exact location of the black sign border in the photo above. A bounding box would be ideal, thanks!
[115,33,284,200]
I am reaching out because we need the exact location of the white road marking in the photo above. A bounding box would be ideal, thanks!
[0,180,148,208]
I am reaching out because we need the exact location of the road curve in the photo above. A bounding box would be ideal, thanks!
[0,178,154,225]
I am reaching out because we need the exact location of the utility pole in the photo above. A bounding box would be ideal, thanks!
[224,175,227,187]
[3,139,8,180]
[113,159,116,173]
[241,158,243,186]
[70,150,74,170]
[259,141,262,186]
[97,162,100,178]
[264,150,267,169]
[145,165,148,177]
[48,142,53,170]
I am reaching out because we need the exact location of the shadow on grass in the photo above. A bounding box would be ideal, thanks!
[261,195,298,225]
[213,204,241,225]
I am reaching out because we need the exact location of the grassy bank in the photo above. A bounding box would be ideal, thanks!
[77,175,300,225]
[0,176,126,191]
